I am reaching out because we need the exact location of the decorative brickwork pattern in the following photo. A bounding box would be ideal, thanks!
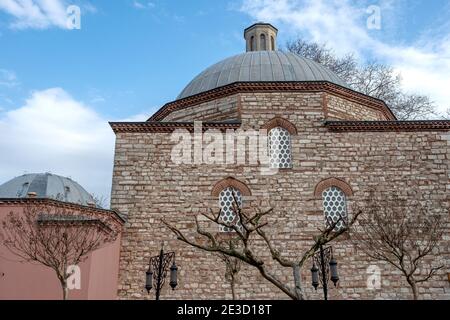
[148,82,396,122]
[325,120,450,132]
[314,178,354,198]
[110,121,241,133]
[211,177,252,197]
[262,116,298,135]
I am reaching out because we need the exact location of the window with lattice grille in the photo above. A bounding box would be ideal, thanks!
[322,186,348,230]
[219,187,242,232]
[268,127,292,168]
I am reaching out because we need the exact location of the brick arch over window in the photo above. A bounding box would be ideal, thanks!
[262,116,298,135]
[211,177,252,197]
[314,178,353,198]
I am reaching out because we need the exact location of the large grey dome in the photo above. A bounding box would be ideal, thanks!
[177,51,349,100]
[0,173,95,206]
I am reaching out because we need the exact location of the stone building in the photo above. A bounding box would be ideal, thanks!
[110,23,450,300]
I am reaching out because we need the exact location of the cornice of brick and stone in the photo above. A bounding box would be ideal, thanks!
[109,121,242,134]
[0,198,126,224]
[325,120,450,132]
[147,81,397,122]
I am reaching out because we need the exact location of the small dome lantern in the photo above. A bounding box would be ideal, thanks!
[244,22,278,52]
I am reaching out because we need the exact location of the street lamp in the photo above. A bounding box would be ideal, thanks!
[310,245,339,300]
[145,244,178,300]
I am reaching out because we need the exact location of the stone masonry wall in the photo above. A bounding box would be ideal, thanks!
[111,91,449,300]
[326,94,386,120]
[161,96,239,122]
[160,91,390,123]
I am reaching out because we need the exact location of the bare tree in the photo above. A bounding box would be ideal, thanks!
[286,39,438,120]
[91,194,108,209]
[441,108,450,120]
[0,203,121,300]
[218,251,241,300]
[163,195,360,300]
[286,39,358,82]
[351,190,445,300]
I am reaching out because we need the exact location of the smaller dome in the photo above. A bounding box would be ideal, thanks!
[0,173,95,206]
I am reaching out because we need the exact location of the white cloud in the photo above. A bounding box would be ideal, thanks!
[0,88,116,202]
[0,0,67,29]
[81,2,96,14]
[240,0,450,112]
[132,1,154,10]
[0,0,95,29]
[0,69,19,87]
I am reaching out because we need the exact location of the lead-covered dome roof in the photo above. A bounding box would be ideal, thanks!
[0,173,95,206]
[177,51,349,100]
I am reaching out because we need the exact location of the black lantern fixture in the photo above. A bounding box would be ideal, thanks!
[145,244,177,300]
[329,257,339,286]
[145,267,153,293]
[310,245,339,300]
[169,260,178,290]
[311,263,319,290]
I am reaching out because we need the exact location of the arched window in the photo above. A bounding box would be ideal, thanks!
[212,177,251,233]
[260,34,266,50]
[250,36,255,51]
[271,36,275,51]
[219,186,242,232]
[322,186,348,230]
[268,127,292,168]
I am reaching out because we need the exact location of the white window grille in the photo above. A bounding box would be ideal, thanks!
[268,127,292,168]
[219,187,242,232]
[322,186,348,230]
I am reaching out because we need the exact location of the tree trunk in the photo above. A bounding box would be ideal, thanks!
[407,277,418,300]
[60,279,69,300]
[230,275,236,300]
[257,265,299,300]
[293,265,305,300]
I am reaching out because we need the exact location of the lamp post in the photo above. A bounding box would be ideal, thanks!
[145,244,178,300]
[310,245,339,300]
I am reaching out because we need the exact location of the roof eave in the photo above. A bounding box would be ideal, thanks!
[0,198,126,224]
[146,81,397,122]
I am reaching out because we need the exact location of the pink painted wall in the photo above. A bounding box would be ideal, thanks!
[0,204,122,300]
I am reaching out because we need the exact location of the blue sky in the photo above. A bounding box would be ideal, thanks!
[0,1,254,118]
[0,0,449,201]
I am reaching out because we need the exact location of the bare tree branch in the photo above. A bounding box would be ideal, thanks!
[162,198,359,300]
[351,189,446,300]
[0,203,121,300]
[286,38,438,119]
